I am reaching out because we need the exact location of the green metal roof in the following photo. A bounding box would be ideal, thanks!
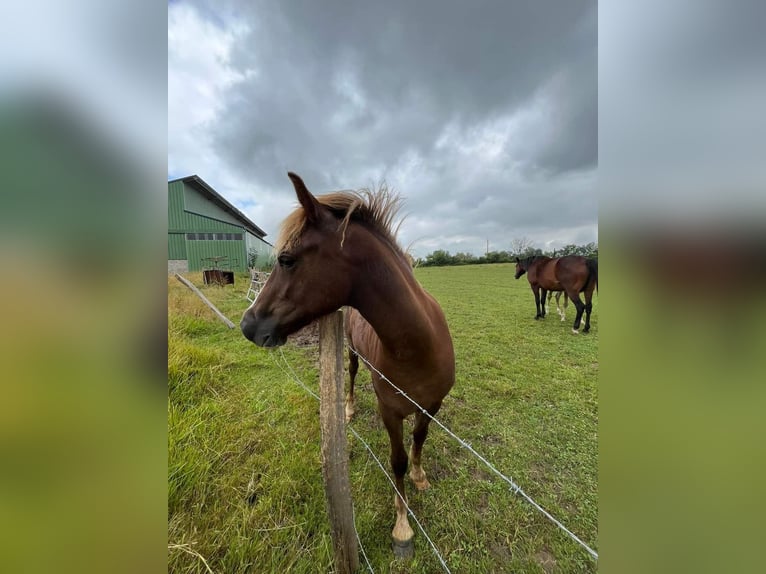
[168,174,267,238]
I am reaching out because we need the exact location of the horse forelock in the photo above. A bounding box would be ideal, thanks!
[275,185,408,262]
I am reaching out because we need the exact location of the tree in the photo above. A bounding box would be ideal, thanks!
[423,250,453,267]
[453,252,477,265]
[417,241,596,267]
[558,243,598,258]
[248,248,275,270]
[510,236,534,258]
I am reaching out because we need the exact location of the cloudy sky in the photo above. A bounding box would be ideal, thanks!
[169,0,597,257]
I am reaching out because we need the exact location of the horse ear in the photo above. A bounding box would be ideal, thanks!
[515,257,520,263]
[287,172,321,223]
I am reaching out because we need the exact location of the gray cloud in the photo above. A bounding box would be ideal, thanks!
[599,0,766,218]
[171,0,597,255]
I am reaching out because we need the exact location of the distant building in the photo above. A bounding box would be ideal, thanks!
[168,175,272,273]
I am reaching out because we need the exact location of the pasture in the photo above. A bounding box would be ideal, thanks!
[168,263,598,573]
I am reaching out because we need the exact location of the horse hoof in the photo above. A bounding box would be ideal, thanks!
[412,476,431,491]
[583,328,590,334]
[392,536,415,560]
[572,329,579,335]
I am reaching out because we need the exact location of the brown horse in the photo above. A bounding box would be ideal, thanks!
[240,173,455,554]
[515,255,598,333]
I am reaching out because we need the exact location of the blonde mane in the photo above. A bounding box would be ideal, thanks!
[275,184,406,258]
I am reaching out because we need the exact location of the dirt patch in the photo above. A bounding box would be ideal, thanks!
[483,433,504,446]
[287,321,319,347]
[471,466,492,482]
[423,459,448,481]
[528,462,549,482]
[476,490,490,512]
[534,548,557,573]
[489,540,512,563]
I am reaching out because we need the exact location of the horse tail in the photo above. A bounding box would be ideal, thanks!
[586,257,598,294]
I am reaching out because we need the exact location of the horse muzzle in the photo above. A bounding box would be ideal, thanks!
[240,312,287,348]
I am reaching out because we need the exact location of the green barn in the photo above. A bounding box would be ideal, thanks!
[168,175,272,273]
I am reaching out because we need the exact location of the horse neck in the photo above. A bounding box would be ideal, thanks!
[347,232,433,359]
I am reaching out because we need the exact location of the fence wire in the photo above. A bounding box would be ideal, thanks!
[271,341,597,566]
[347,346,599,561]
[273,348,451,572]
[272,350,376,573]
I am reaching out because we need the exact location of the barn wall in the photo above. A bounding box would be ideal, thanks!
[168,233,186,259]
[186,238,247,272]
[168,180,187,231]
[183,183,245,227]
[168,178,268,273]
[179,212,244,233]
[246,232,273,268]
[169,184,246,234]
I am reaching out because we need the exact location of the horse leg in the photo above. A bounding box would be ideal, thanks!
[409,401,442,491]
[540,288,548,318]
[345,349,358,422]
[381,409,414,556]
[582,282,596,333]
[569,292,585,334]
[554,292,563,319]
[562,293,569,322]
[533,286,542,319]
[583,301,593,332]
[548,291,555,316]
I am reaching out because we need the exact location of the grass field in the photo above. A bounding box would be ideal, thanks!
[168,263,598,573]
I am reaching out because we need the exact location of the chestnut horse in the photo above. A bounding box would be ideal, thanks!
[240,173,455,554]
[515,255,598,333]
[545,290,569,322]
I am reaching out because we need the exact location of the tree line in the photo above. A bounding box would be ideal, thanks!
[416,241,598,268]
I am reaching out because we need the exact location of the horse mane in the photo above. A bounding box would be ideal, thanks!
[520,255,547,268]
[276,184,406,260]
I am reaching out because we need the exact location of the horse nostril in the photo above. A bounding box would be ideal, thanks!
[241,310,280,347]
[241,316,257,342]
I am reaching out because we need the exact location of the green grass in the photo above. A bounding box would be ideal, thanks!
[168,264,597,573]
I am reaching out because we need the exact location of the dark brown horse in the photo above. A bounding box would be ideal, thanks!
[515,255,598,333]
[240,173,455,553]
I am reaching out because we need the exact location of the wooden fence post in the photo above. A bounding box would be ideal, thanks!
[174,273,235,328]
[319,310,360,574]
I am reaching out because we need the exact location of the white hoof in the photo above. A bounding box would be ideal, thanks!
[344,399,355,423]
[572,329,579,335]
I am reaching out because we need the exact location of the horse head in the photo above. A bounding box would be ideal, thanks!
[240,173,354,347]
[514,256,527,279]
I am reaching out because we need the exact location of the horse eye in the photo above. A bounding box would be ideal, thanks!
[278,254,296,269]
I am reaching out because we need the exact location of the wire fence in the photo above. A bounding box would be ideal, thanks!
[348,345,599,561]
[273,348,452,572]
[270,339,597,570]
[271,350,376,573]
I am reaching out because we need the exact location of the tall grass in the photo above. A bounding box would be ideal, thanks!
[168,265,597,573]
